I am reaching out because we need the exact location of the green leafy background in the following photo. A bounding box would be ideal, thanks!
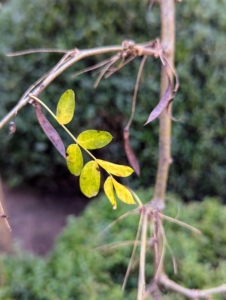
[1,189,226,299]
[0,0,226,201]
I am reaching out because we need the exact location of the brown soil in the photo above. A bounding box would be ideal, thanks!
[1,184,90,256]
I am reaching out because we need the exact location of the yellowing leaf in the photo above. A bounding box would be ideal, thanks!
[104,176,117,209]
[77,130,112,149]
[56,89,75,125]
[112,178,136,205]
[97,159,134,177]
[66,144,83,176]
[80,160,100,198]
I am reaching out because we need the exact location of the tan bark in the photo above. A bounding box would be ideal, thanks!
[153,0,175,207]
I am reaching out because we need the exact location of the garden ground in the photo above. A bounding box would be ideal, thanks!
[2,183,89,255]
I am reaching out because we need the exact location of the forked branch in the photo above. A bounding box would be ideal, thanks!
[0,39,178,130]
[159,274,226,299]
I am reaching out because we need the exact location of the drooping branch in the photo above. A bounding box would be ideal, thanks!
[0,40,168,131]
[0,45,122,129]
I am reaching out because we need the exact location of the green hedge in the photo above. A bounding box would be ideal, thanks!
[1,190,226,299]
[0,0,226,200]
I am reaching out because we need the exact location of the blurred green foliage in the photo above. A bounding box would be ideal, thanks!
[0,0,226,200]
[1,190,226,299]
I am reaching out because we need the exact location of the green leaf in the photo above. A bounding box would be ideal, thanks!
[112,178,136,205]
[56,89,75,125]
[77,130,112,149]
[104,176,117,209]
[66,144,83,176]
[80,161,101,198]
[97,159,134,177]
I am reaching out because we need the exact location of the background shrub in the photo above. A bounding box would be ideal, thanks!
[0,190,226,299]
[0,0,226,200]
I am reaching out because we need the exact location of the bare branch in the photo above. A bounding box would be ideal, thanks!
[122,211,143,290]
[0,179,11,232]
[137,208,148,300]
[159,274,226,299]
[159,213,201,235]
[0,45,123,129]
[94,54,120,88]
[6,48,68,57]
[71,56,116,78]
[0,40,170,130]
[125,56,147,130]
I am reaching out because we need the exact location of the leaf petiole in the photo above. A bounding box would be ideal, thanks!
[29,94,96,161]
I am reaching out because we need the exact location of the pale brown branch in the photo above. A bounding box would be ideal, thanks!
[0,179,11,232]
[137,208,148,300]
[159,221,177,274]
[159,213,201,235]
[97,208,139,237]
[94,240,140,252]
[6,48,68,56]
[104,55,136,78]
[71,56,115,78]
[0,41,167,130]
[93,55,120,88]
[125,55,147,130]
[122,211,143,290]
[159,274,226,299]
[0,45,123,129]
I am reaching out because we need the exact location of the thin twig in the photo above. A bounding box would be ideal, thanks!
[97,208,139,237]
[137,208,148,300]
[159,274,226,299]
[159,213,201,235]
[165,195,181,220]
[94,240,140,252]
[0,179,11,232]
[153,213,165,280]
[160,221,177,274]
[125,56,147,130]
[0,45,124,129]
[15,50,78,106]
[104,55,136,78]
[93,55,120,88]
[122,211,143,290]
[6,48,68,57]
[71,56,116,78]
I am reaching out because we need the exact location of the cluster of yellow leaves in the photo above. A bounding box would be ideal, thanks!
[56,90,136,209]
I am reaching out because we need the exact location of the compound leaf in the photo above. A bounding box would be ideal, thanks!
[104,176,117,209]
[97,159,134,177]
[66,144,83,176]
[80,160,100,198]
[56,89,75,125]
[77,130,112,149]
[112,178,136,205]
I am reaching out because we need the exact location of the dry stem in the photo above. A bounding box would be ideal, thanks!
[0,40,164,130]
[159,274,226,299]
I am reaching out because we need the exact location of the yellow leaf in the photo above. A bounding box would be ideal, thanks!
[80,161,100,198]
[77,130,112,149]
[104,176,117,209]
[112,178,136,205]
[56,89,75,125]
[97,159,134,177]
[66,144,83,176]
